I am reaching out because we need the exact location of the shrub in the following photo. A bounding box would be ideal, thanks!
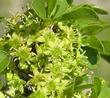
[0,0,110,98]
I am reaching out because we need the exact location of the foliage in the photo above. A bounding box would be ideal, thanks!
[0,0,110,98]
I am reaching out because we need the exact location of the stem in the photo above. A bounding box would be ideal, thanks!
[73,28,81,59]
[76,29,81,58]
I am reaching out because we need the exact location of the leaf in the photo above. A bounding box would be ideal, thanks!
[0,75,6,89]
[98,84,110,98]
[61,6,99,22]
[90,77,101,98]
[32,0,69,19]
[75,75,89,86]
[93,7,108,15]
[75,84,92,91]
[66,0,73,6]
[53,0,69,19]
[0,50,11,73]
[82,47,100,68]
[47,80,56,91]
[0,81,3,90]
[83,4,108,15]
[29,91,45,98]
[32,0,46,19]
[101,41,110,56]
[0,17,4,22]
[80,24,104,35]
[47,0,57,17]
[84,36,104,53]
[64,79,75,98]
[101,55,110,63]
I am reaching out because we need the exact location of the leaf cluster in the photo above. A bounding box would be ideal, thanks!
[0,0,110,98]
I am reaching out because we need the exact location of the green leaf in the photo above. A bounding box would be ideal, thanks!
[83,4,108,15]
[47,80,56,91]
[80,24,104,35]
[29,91,45,98]
[101,41,110,55]
[64,79,75,98]
[84,36,104,53]
[100,40,110,62]
[66,0,73,6]
[32,0,69,19]
[32,0,46,19]
[0,81,3,90]
[101,55,110,63]
[47,0,57,17]
[93,7,108,15]
[0,50,11,73]
[0,17,4,22]
[90,77,101,98]
[0,75,6,89]
[82,47,100,68]
[61,6,99,22]
[98,83,110,98]
[75,84,92,91]
[54,0,69,19]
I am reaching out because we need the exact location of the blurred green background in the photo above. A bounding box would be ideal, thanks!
[0,0,110,82]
